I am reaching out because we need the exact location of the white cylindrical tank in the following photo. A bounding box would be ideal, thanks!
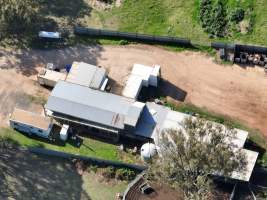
[140,143,157,161]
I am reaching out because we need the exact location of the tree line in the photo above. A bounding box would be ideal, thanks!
[0,0,38,32]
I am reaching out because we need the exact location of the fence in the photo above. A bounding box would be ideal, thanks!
[28,147,147,172]
[75,27,267,57]
[211,42,235,51]
[74,27,192,47]
[122,172,146,200]
[212,42,267,55]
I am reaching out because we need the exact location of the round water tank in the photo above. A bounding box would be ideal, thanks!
[141,143,157,161]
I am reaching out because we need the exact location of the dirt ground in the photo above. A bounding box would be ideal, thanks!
[0,69,48,125]
[0,44,267,137]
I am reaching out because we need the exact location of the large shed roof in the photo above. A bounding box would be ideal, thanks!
[45,81,144,130]
[66,62,106,89]
[134,102,258,182]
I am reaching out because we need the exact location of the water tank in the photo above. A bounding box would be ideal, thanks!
[140,143,157,161]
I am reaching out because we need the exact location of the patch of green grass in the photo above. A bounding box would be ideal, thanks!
[0,128,119,161]
[164,101,267,165]
[82,172,128,200]
[2,0,267,49]
[102,0,267,46]
[25,94,47,105]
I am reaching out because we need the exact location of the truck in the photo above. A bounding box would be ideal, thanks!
[9,108,69,142]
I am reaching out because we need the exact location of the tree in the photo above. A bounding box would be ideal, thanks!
[0,0,38,32]
[199,0,213,30]
[210,0,227,37]
[148,117,247,200]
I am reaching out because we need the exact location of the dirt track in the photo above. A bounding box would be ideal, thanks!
[0,44,267,137]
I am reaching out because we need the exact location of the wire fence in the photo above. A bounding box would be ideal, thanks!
[74,27,192,47]
[1,24,267,58]
[29,147,147,172]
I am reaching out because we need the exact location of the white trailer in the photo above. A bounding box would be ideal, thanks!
[37,69,67,87]
[9,108,69,141]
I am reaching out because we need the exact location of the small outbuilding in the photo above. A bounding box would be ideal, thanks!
[122,64,161,99]
[9,108,70,141]
[9,108,53,138]
[66,62,107,89]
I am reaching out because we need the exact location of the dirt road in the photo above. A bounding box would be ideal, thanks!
[0,45,267,137]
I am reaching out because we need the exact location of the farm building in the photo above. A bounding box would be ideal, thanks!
[37,61,108,90]
[45,81,145,141]
[42,62,258,182]
[134,102,258,182]
[66,62,107,89]
[9,108,69,141]
[9,108,53,138]
[122,64,161,99]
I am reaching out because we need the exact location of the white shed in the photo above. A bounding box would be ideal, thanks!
[122,64,161,99]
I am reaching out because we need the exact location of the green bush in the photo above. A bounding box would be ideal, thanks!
[211,0,227,37]
[199,0,246,37]
[118,40,129,45]
[230,8,245,23]
[115,168,136,181]
[88,165,98,173]
[199,0,213,29]
[101,166,116,179]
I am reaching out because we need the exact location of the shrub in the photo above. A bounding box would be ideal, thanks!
[118,40,129,45]
[115,168,136,181]
[199,0,213,29]
[101,166,116,179]
[210,0,227,37]
[230,8,245,23]
[199,0,246,37]
[88,165,98,173]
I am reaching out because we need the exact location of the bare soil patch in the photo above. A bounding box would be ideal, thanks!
[0,67,48,126]
[97,45,267,137]
[0,45,267,138]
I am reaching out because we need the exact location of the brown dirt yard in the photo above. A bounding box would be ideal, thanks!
[0,44,267,137]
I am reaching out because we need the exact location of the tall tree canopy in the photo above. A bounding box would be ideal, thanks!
[149,117,247,200]
[0,0,37,31]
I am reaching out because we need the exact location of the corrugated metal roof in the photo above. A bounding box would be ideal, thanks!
[66,62,106,89]
[122,64,160,99]
[45,81,143,129]
[125,102,145,127]
[230,149,258,181]
[10,108,51,130]
[122,75,143,99]
[134,102,169,138]
[135,102,257,182]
